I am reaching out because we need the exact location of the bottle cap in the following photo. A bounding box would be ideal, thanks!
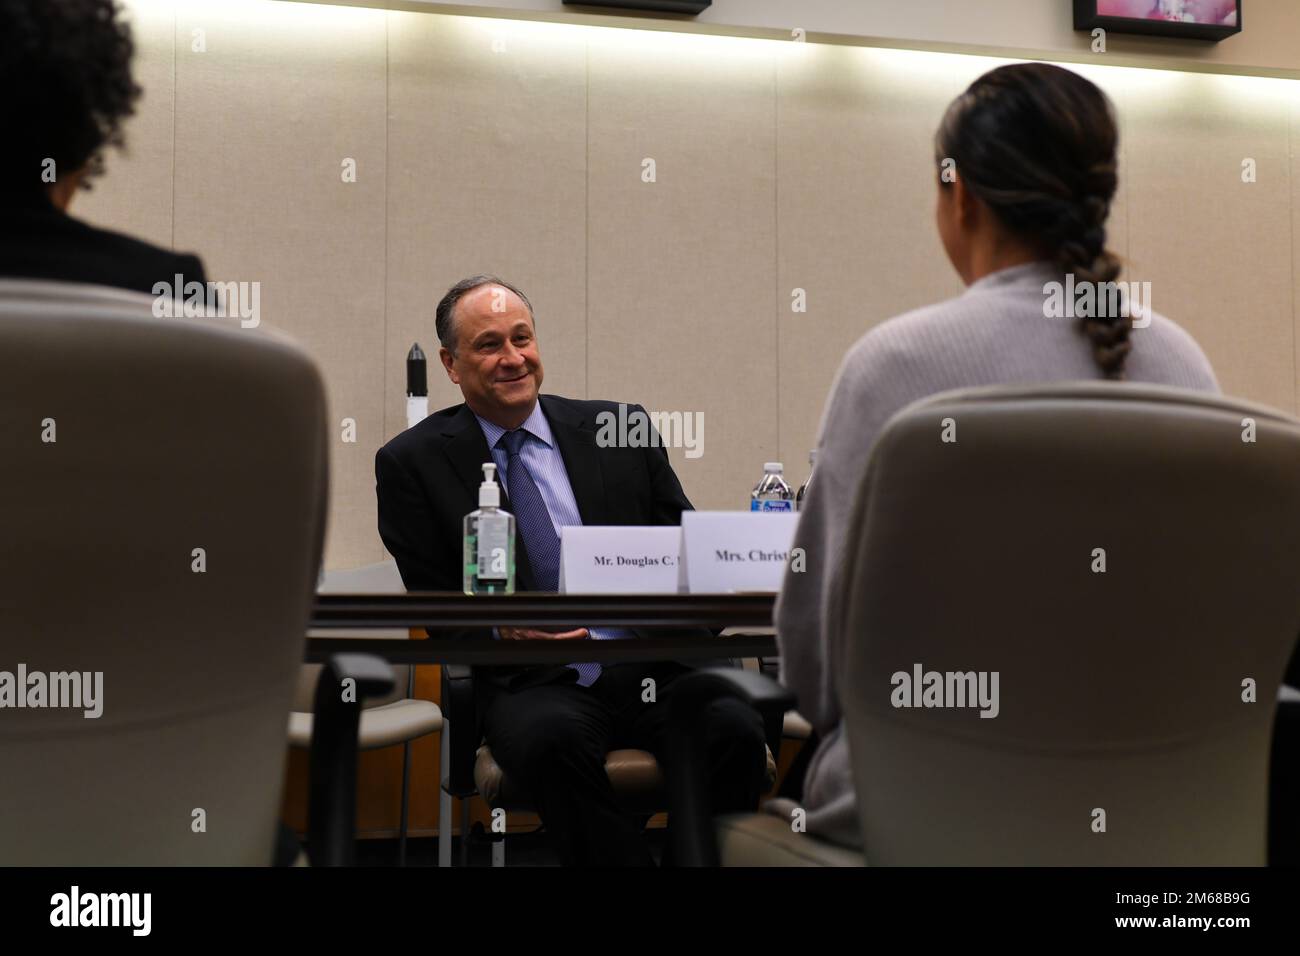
[764,462,783,474]
[479,462,500,508]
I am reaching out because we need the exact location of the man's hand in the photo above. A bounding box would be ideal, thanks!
[497,627,590,641]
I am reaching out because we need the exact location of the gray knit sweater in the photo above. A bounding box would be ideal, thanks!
[769,260,1220,851]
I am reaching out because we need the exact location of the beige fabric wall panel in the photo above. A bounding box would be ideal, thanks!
[172,0,389,568]
[1120,72,1296,414]
[384,14,588,442]
[379,1,1300,80]
[586,32,778,511]
[68,4,1300,570]
[77,0,176,249]
[775,45,972,474]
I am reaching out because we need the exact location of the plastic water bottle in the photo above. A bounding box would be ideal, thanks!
[796,450,817,512]
[750,462,793,512]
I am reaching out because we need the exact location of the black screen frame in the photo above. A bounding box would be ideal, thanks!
[562,0,712,14]
[1073,0,1243,41]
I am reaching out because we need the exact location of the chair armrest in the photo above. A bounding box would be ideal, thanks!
[440,664,480,796]
[307,653,395,866]
[1270,690,1300,865]
[666,668,796,867]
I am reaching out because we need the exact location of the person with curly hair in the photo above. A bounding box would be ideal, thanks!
[0,0,206,294]
[0,0,306,864]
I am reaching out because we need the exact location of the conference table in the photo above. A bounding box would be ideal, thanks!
[305,592,779,664]
[303,592,782,862]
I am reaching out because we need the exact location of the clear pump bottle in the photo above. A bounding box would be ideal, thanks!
[463,462,516,594]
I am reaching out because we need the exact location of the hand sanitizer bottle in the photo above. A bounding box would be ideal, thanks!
[464,462,515,594]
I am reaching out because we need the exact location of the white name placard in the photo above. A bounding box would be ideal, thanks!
[558,526,683,594]
[679,510,799,593]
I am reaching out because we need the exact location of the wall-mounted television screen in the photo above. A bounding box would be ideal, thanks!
[1074,1,1242,41]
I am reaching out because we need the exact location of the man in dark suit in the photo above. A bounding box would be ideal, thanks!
[0,0,206,294]
[376,275,767,865]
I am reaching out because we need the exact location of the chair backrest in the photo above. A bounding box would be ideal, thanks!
[0,279,328,865]
[296,561,410,711]
[835,382,1300,865]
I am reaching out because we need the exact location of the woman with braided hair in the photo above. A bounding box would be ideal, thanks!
[769,62,1218,852]
[933,61,1142,380]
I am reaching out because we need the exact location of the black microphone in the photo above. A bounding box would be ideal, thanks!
[406,342,427,398]
[406,343,428,428]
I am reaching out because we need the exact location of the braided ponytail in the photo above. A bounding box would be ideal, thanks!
[1050,180,1130,379]
[935,63,1132,379]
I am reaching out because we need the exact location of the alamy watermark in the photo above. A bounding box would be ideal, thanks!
[1043,274,1151,329]
[890,663,1000,718]
[595,403,704,459]
[50,886,150,936]
[151,275,260,328]
[0,664,103,718]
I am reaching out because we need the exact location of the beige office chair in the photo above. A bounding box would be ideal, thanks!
[674,383,1300,865]
[291,560,443,865]
[0,278,363,865]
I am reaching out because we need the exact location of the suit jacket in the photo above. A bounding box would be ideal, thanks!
[0,192,207,294]
[375,393,700,691]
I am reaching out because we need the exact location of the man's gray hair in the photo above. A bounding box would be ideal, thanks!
[435,274,535,354]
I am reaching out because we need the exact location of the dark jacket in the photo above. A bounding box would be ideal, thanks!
[375,393,696,691]
[0,192,206,294]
